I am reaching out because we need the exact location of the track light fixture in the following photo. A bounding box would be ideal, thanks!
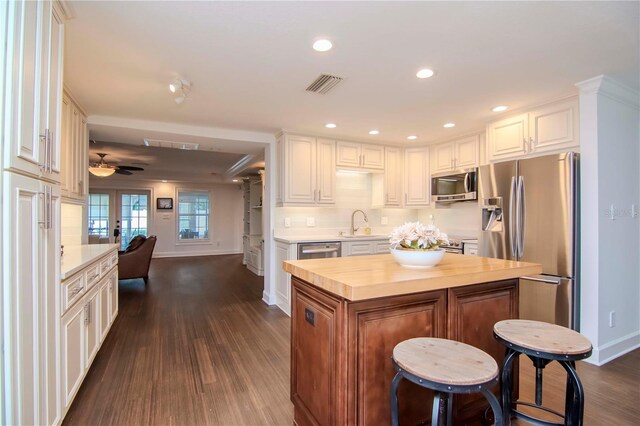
[169,78,191,104]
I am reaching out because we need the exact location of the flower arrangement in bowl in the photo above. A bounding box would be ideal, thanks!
[388,222,449,269]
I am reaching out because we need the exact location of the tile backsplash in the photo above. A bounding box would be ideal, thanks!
[61,203,84,246]
[275,172,482,238]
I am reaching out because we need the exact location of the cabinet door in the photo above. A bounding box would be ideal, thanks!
[361,144,384,169]
[336,141,361,168]
[69,106,81,198]
[404,148,430,207]
[60,94,71,196]
[374,241,390,254]
[99,278,110,341]
[487,113,528,162]
[448,280,518,424]
[284,135,316,203]
[455,135,480,169]
[61,299,85,410]
[291,279,343,426]
[528,99,578,154]
[80,116,89,198]
[347,291,446,425]
[275,243,292,315]
[110,269,119,321]
[384,147,403,206]
[85,285,101,364]
[41,1,63,182]
[344,241,374,256]
[432,142,455,173]
[2,172,60,425]
[3,1,48,178]
[316,138,336,205]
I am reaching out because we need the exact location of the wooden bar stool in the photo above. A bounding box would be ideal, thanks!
[390,338,504,426]
[493,320,592,426]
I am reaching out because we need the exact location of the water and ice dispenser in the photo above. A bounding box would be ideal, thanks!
[481,197,503,232]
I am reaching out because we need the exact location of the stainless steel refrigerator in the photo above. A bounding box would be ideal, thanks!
[478,152,579,330]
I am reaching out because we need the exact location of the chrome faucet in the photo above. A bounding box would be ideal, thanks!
[351,210,368,235]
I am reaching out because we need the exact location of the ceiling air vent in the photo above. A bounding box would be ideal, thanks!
[306,74,344,94]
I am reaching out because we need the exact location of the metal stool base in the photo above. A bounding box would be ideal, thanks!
[495,332,592,426]
[390,361,504,426]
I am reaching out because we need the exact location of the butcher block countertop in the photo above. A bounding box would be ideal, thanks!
[283,253,542,301]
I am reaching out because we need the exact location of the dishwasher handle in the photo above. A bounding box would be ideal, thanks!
[301,247,340,254]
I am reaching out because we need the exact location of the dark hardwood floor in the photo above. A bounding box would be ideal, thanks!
[64,254,639,425]
[63,255,293,426]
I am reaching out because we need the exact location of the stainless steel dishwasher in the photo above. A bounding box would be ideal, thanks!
[297,242,342,259]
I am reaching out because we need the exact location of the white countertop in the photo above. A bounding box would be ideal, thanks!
[61,244,119,280]
[274,234,390,244]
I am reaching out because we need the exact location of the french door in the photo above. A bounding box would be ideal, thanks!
[116,190,150,250]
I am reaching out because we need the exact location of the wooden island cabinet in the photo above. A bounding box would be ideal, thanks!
[284,254,540,426]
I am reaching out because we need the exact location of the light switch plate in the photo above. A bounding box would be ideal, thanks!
[306,217,315,227]
[284,217,291,227]
[381,216,388,225]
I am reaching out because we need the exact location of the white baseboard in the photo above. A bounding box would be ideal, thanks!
[262,290,276,305]
[153,249,242,258]
[584,330,640,366]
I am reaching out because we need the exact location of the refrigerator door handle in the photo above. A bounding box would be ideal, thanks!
[509,176,517,258]
[517,176,526,257]
[520,274,561,285]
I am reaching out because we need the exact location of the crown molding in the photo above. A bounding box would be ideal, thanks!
[576,75,640,109]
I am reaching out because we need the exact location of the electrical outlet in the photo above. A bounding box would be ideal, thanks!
[216,241,221,247]
[284,217,291,228]
[381,216,388,225]
[306,217,315,227]
[609,311,616,328]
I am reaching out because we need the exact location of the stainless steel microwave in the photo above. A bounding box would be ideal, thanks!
[431,168,478,203]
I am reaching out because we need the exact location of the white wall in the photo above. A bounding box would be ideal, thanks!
[577,75,640,365]
[89,179,244,258]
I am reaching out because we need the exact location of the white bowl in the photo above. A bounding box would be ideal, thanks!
[389,247,445,269]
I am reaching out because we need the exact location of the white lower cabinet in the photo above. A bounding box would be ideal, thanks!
[275,242,293,315]
[61,300,86,408]
[342,239,390,256]
[59,252,118,420]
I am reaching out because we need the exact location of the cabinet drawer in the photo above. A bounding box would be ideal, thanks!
[85,263,101,290]
[346,242,374,256]
[100,256,111,275]
[62,274,85,314]
[110,252,118,266]
[375,242,390,254]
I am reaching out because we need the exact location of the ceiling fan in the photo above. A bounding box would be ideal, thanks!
[88,153,145,177]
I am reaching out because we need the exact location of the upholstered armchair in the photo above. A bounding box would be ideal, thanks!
[118,235,157,284]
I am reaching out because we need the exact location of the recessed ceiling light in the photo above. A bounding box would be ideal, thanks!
[313,39,333,52]
[407,135,417,140]
[325,123,337,128]
[161,180,167,183]
[443,122,456,128]
[416,68,435,79]
[232,179,239,182]
[369,130,380,135]
[492,105,509,112]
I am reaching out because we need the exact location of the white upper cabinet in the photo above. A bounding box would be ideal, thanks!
[3,1,62,183]
[336,141,384,170]
[487,98,579,162]
[278,134,336,206]
[487,113,529,162]
[60,90,88,203]
[404,147,430,207]
[432,135,480,173]
[383,147,403,206]
[528,99,579,154]
[316,138,336,204]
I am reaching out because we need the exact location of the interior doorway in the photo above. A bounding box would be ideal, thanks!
[116,190,151,250]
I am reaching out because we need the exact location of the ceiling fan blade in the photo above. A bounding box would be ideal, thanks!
[114,169,133,175]
[116,165,144,171]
